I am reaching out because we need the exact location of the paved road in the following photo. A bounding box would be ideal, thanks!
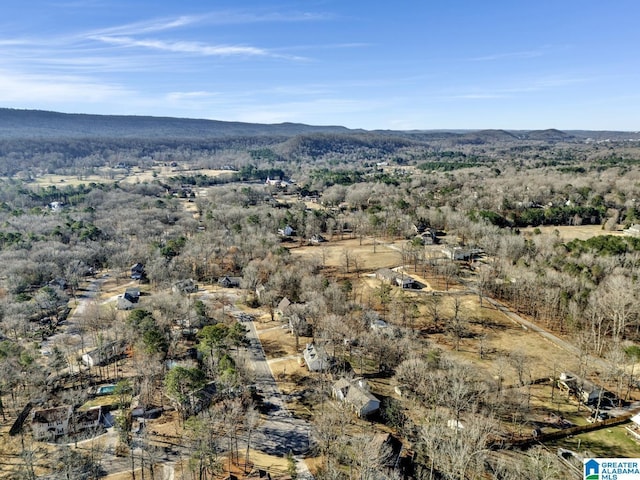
[40,276,108,359]
[243,319,314,479]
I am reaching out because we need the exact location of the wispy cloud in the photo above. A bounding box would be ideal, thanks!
[202,10,333,25]
[85,9,330,38]
[470,50,544,62]
[87,15,203,37]
[0,39,35,47]
[448,93,510,100]
[0,69,133,103]
[440,74,589,101]
[91,35,273,57]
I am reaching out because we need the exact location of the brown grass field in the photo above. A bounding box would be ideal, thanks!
[22,165,232,188]
[520,224,626,241]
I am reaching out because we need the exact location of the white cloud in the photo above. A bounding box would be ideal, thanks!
[86,15,203,37]
[91,35,272,57]
[0,69,133,104]
[470,50,544,62]
[84,9,330,38]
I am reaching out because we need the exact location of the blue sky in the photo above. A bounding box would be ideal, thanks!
[1,1,639,130]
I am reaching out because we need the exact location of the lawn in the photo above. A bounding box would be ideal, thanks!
[552,424,640,458]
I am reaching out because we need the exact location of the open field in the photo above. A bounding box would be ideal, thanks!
[289,237,407,272]
[520,224,627,241]
[17,165,233,188]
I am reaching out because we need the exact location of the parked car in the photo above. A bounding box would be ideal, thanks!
[586,411,610,423]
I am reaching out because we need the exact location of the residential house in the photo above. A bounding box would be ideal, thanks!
[81,340,127,367]
[303,343,330,372]
[370,318,390,332]
[130,263,145,280]
[74,407,102,433]
[376,268,398,284]
[49,201,64,212]
[416,229,438,245]
[332,377,380,417]
[626,413,640,443]
[117,287,140,310]
[559,372,615,406]
[276,297,291,318]
[278,225,295,237]
[265,177,281,187]
[375,268,420,289]
[31,405,73,440]
[441,246,482,261]
[172,279,198,294]
[395,275,421,289]
[309,234,326,244]
[218,276,241,288]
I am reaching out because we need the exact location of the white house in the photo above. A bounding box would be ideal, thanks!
[81,340,127,367]
[303,343,330,372]
[278,225,295,237]
[333,377,380,417]
[442,246,482,261]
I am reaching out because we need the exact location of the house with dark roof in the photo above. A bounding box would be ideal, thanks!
[74,407,102,433]
[376,268,421,289]
[130,263,145,280]
[309,234,326,244]
[172,279,198,294]
[218,276,241,288]
[117,287,140,310]
[31,405,72,440]
[559,372,616,406]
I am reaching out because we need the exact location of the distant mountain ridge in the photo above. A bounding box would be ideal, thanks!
[0,108,637,142]
[0,108,353,139]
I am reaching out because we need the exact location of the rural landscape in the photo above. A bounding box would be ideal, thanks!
[0,108,640,479]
